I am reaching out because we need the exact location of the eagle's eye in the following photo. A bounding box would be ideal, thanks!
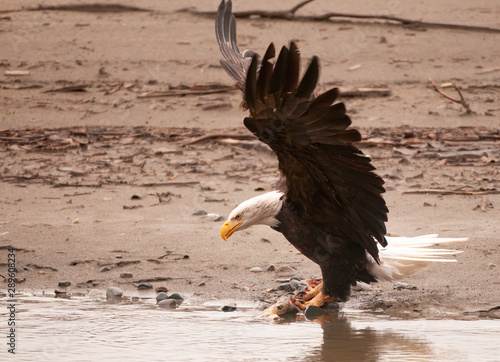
[234,214,242,220]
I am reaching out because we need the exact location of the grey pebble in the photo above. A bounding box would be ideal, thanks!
[156,292,169,303]
[167,293,184,305]
[250,267,262,273]
[304,305,327,320]
[137,283,153,290]
[393,282,417,290]
[58,281,71,287]
[276,278,291,283]
[158,299,177,309]
[277,283,293,292]
[192,210,207,216]
[289,279,301,290]
[266,264,276,272]
[100,266,111,273]
[106,287,123,300]
[222,303,237,312]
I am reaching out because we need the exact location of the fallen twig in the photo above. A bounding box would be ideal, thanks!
[135,181,200,187]
[0,3,151,14]
[42,84,90,93]
[180,0,500,34]
[403,189,500,196]
[429,78,474,114]
[138,86,236,99]
[338,87,391,98]
[184,133,256,146]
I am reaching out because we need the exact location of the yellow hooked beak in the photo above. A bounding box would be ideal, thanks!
[220,220,243,240]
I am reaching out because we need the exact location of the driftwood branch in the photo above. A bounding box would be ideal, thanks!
[403,189,499,196]
[137,86,236,99]
[429,78,474,114]
[183,133,256,146]
[179,0,500,34]
[0,3,151,14]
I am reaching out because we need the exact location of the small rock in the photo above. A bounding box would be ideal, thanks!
[393,282,417,290]
[156,292,169,303]
[137,283,153,290]
[192,209,207,216]
[54,290,69,298]
[157,299,177,309]
[131,296,140,302]
[155,286,169,294]
[115,255,123,259]
[353,281,371,291]
[266,264,276,272]
[260,238,271,243]
[289,279,301,290]
[120,272,133,279]
[277,283,293,292]
[304,305,327,320]
[167,293,184,305]
[58,281,71,287]
[275,265,296,274]
[250,267,262,273]
[100,266,111,273]
[106,287,123,300]
[72,218,80,224]
[222,303,237,312]
[290,275,303,281]
[487,263,497,269]
[199,282,206,287]
[423,307,442,317]
[13,277,25,283]
[206,213,225,222]
[276,278,291,283]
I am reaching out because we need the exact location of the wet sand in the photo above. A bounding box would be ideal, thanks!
[0,0,499,319]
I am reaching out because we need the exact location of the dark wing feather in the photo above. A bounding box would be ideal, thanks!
[242,45,388,262]
[216,0,388,261]
[215,0,256,91]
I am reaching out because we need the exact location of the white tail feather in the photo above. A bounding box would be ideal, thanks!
[367,235,466,281]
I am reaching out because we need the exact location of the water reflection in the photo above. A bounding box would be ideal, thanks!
[2,294,499,361]
[307,314,433,361]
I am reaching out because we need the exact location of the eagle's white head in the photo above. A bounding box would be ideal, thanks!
[220,191,284,240]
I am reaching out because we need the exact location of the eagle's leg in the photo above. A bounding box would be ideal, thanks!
[294,287,334,310]
[302,281,323,301]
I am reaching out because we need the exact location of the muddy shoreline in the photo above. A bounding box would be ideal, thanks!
[1,0,499,320]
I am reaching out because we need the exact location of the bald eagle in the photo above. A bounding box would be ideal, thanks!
[216,0,464,308]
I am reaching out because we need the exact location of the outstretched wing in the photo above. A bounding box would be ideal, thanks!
[215,0,260,93]
[215,1,388,261]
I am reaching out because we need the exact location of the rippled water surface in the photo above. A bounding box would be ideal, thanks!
[3,294,500,361]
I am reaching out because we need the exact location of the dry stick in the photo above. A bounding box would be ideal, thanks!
[137,87,236,98]
[0,3,151,14]
[135,181,200,187]
[429,78,474,114]
[181,0,500,34]
[403,189,500,196]
[183,133,256,146]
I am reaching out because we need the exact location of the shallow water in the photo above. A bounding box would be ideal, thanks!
[2,293,500,361]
